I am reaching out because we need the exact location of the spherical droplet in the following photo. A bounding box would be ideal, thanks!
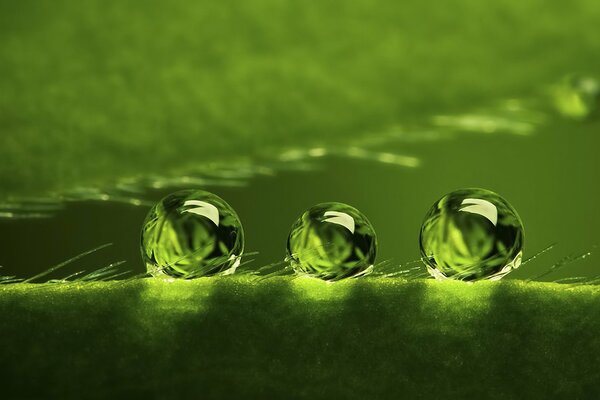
[286,202,377,280]
[141,189,244,278]
[419,188,524,281]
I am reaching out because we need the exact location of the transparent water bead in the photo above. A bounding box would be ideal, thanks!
[419,188,524,281]
[141,190,244,278]
[287,202,377,280]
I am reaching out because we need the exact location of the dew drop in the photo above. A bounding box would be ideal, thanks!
[286,202,377,280]
[419,188,524,281]
[141,189,244,278]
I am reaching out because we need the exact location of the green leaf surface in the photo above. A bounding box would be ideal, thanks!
[1,277,600,398]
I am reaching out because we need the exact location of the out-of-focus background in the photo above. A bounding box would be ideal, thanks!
[0,0,599,281]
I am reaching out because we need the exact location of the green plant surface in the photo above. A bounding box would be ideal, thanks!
[1,277,599,399]
[1,0,600,199]
[2,2,600,396]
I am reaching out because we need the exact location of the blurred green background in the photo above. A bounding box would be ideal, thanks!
[0,0,599,280]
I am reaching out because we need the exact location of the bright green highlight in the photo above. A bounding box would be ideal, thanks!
[141,190,244,278]
[287,202,377,280]
[552,75,599,120]
[419,188,524,281]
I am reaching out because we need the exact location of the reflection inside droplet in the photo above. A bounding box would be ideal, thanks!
[287,202,377,281]
[420,188,524,281]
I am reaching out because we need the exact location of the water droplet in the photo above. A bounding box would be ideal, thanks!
[419,188,524,281]
[552,75,599,120]
[141,190,244,278]
[286,202,377,280]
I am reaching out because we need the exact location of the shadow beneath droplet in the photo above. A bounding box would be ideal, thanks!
[138,276,297,398]
[320,279,429,399]
[472,282,600,399]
